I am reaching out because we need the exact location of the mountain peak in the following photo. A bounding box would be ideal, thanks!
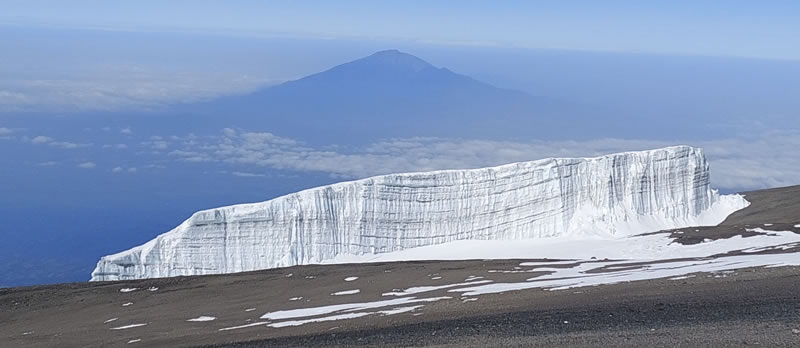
[355,49,434,72]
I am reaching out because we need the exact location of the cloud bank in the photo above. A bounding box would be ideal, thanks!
[162,128,800,191]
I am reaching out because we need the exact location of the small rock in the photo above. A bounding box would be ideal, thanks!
[792,328,800,334]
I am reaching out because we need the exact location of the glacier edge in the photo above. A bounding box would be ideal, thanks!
[90,145,749,281]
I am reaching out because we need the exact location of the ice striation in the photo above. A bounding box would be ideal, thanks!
[90,146,748,281]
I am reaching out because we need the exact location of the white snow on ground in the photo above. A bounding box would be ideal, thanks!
[331,289,360,296]
[795,224,800,228]
[218,322,270,331]
[289,297,303,301]
[241,228,800,329]
[244,308,256,312]
[128,339,141,344]
[110,323,147,330]
[518,260,582,267]
[268,312,372,328]
[431,276,442,280]
[382,280,492,297]
[148,287,159,292]
[344,277,359,282]
[261,296,451,321]
[119,288,138,293]
[122,302,133,307]
[103,318,118,323]
[449,252,800,296]
[742,242,800,253]
[329,229,799,264]
[669,275,696,280]
[764,224,773,226]
[267,306,427,328]
[379,305,424,315]
[187,316,216,322]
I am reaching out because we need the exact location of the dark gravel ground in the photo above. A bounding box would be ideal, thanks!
[199,266,800,348]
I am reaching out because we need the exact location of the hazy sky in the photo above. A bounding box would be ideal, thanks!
[3,0,799,60]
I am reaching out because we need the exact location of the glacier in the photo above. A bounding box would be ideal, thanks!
[90,146,748,281]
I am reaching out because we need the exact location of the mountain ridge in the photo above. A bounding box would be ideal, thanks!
[178,49,577,141]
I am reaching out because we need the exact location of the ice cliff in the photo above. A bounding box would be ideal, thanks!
[90,146,748,281]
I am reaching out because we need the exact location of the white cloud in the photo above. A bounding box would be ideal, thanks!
[29,135,91,149]
[0,127,14,135]
[120,127,133,134]
[102,144,129,149]
[112,166,137,173]
[31,135,53,144]
[164,128,800,191]
[0,68,276,112]
[231,171,265,178]
[37,161,59,167]
[77,162,96,169]
[50,141,91,149]
[142,140,169,150]
[222,128,237,137]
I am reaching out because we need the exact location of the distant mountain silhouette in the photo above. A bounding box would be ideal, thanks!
[180,50,579,141]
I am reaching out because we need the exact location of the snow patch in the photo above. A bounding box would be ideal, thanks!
[331,289,360,296]
[269,312,371,328]
[379,305,424,315]
[344,277,359,282]
[218,322,270,331]
[110,323,147,330]
[119,288,138,293]
[670,275,697,280]
[382,280,493,297]
[450,251,800,296]
[261,296,451,321]
[104,318,118,323]
[187,316,216,322]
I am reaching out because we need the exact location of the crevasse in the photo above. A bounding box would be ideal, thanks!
[90,146,748,281]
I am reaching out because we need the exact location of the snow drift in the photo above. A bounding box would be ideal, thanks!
[91,146,748,281]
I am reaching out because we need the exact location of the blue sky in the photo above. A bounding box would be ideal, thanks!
[3,0,800,60]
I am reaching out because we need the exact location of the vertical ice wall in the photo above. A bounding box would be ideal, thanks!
[91,146,746,281]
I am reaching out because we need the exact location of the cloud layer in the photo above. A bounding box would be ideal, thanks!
[9,124,798,191]
[162,128,800,191]
[0,67,275,112]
